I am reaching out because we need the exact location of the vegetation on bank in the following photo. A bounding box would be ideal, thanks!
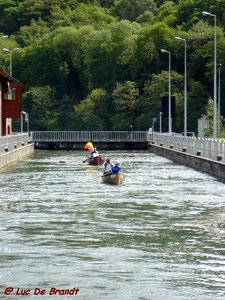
[0,0,225,136]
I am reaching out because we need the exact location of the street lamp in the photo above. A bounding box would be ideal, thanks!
[159,112,163,133]
[152,117,157,132]
[175,36,187,137]
[25,112,30,135]
[21,111,27,133]
[161,49,172,134]
[1,35,8,39]
[218,63,222,136]
[2,47,19,76]
[202,11,217,139]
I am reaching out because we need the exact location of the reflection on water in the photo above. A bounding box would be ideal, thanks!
[0,150,225,300]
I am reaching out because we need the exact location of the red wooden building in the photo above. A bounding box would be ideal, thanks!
[0,70,23,136]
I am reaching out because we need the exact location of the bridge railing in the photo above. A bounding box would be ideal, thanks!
[31,131,148,142]
[31,131,91,141]
[92,131,148,141]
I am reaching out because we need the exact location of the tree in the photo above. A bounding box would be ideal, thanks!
[74,88,110,130]
[111,81,139,129]
[112,0,157,22]
[187,80,209,134]
[22,85,56,130]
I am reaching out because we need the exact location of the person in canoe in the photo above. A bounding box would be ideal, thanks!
[103,158,113,175]
[90,147,99,160]
[112,161,121,174]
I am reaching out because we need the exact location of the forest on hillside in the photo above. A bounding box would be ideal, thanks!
[0,0,225,136]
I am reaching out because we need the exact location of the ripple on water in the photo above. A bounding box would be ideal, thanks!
[0,150,225,299]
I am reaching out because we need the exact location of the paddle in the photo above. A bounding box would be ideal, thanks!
[82,173,105,183]
[102,171,112,177]
[121,173,148,184]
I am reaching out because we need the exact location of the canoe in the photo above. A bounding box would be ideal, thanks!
[87,156,104,166]
[102,173,124,185]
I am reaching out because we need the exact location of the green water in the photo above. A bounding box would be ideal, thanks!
[0,150,225,300]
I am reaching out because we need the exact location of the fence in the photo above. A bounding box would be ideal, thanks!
[153,133,225,161]
[31,131,148,142]
[0,133,30,153]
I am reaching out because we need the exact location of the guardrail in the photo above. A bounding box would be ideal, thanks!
[153,133,225,161]
[31,131,225,161]
[0,133,31,154]
[31,131,148,142]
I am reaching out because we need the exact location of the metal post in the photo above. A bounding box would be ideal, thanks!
[159,112,163,133]
[21,112,23,133]
[2,47,19,77]
[21,111,26,133]
[218,63,222,137]
[161,49,172,134]
[202,11,217,139]
[9,52,12,76]
[175,36,187,137]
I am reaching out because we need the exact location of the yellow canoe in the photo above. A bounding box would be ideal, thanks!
[102,173,124,185]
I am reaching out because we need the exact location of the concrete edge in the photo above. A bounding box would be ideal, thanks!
[0,143,34,170]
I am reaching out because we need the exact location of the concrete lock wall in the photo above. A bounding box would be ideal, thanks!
[0,144,34,169]
[148,144,225,181]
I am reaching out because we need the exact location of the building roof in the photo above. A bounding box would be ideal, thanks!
[0,70,22,84]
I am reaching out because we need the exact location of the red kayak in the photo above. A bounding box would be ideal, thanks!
[84,156,105,166]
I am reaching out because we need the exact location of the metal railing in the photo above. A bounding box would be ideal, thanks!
[0,133,30,153]
[22,130,225,162]
[153,133,225,161]
[31,131,91,142]
[31,131,148,142]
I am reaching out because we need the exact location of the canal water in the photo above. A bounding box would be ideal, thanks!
[1,150,225,300]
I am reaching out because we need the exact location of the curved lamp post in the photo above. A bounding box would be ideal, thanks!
[161,49,172,134]
[175,36,187,137]
[21,111,27,133]
[202,11,217,139]
[2,47,19,76]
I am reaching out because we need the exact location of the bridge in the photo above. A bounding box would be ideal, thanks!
[31,131,149,150]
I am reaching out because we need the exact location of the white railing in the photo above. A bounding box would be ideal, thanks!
[92,131,148,141]
[31,131,148,142]
[31,131,91,141]
[0,133,30,153]
[30,131,225,162]
[153,133,225,161]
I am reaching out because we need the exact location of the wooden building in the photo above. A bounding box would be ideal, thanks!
[0,70,23,136]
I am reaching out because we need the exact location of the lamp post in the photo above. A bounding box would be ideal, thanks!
[202,11,217,139]
[2,47,19,76]
[159,112,163,133]
[25,112,29,135]
[152,117,157,132]
[175,36,187,137]
[161,49,172,134]
[1,35,8,39]
[218,63,222,137]
[21,111,27,133]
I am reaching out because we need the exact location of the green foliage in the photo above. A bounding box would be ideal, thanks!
[22,85,56,130]
[74,88,110,130]
[187,80,209,134]
[112,0,157,22]
[111,81,139,129]
[1,0,225,135]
